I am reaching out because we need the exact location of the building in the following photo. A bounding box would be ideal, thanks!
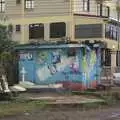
[0,0,111,43]
[1,0,119,88]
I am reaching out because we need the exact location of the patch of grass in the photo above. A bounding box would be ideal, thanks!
[0,99,48,118]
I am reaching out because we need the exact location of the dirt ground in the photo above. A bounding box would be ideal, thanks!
[1,88,120,120]
[1,105,120,120]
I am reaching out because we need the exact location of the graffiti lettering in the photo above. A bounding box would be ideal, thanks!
[19,52,33,60]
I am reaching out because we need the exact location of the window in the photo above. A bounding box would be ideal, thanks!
[101,49,111,66]
[16,25,21,32]
[0,0,5,12]
[29,23,44,39]
[97,4,109,17]
[104,6,109,17]
[105,49,111,66]
[75,24,103,38]
[25,0,34,9]
[105,24,118,40]
[83,0,90,12]
[50,22,66,38]
[97,4,102,16]
[16,0,21,4]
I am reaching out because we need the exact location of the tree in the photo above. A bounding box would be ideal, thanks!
[0,24,16,53]
[0,24,17,86]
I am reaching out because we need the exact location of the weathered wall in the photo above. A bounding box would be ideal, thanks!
[18,45,101,90]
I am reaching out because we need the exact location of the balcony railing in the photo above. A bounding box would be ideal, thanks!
[73,0,109,18]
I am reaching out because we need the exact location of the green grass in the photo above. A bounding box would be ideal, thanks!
[0,100,48,118]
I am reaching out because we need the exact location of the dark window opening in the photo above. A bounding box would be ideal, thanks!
[29,23,44,39]
[50,22,66,38]
[0,0,5,12]
[101,49,111,66]
[16,25,21,32]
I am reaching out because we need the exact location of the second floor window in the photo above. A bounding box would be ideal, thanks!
[83,0,90,12]
[25,0,34,9]
[104,6,109,17]
[0,0,5,12]
[97,4,109,17]
[97,4,102,16]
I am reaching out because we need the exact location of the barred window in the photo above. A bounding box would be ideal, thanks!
[25,0,34,9]
[97,4,102,16]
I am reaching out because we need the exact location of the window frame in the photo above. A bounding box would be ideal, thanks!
[105,24,118,41]
[83,0,90,12]
[16,25,21,32]
[0,0,5,13]
[50,22,66,38]
[25,0,34,9]
[29,23,44,39]
[104,6,110,17]
[97,3,102,16]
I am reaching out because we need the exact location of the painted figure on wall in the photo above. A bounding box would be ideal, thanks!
[36,51,48,64]
[48,64,57,75]
[51,50,61,64]
[81,46,99,88]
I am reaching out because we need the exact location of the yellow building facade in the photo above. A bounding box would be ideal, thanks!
[0,0,119,67]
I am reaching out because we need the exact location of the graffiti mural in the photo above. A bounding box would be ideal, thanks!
[35,48,82,85]
[18,45,101,90]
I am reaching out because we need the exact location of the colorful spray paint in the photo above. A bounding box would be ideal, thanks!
[18,44,101,90]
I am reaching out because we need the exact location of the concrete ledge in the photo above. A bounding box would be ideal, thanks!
[25,95,105,105]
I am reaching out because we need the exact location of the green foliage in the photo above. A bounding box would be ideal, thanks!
[0,24,17,64]
[0,24,17,86]
[0,24,17,53]
[0,52,13,63]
